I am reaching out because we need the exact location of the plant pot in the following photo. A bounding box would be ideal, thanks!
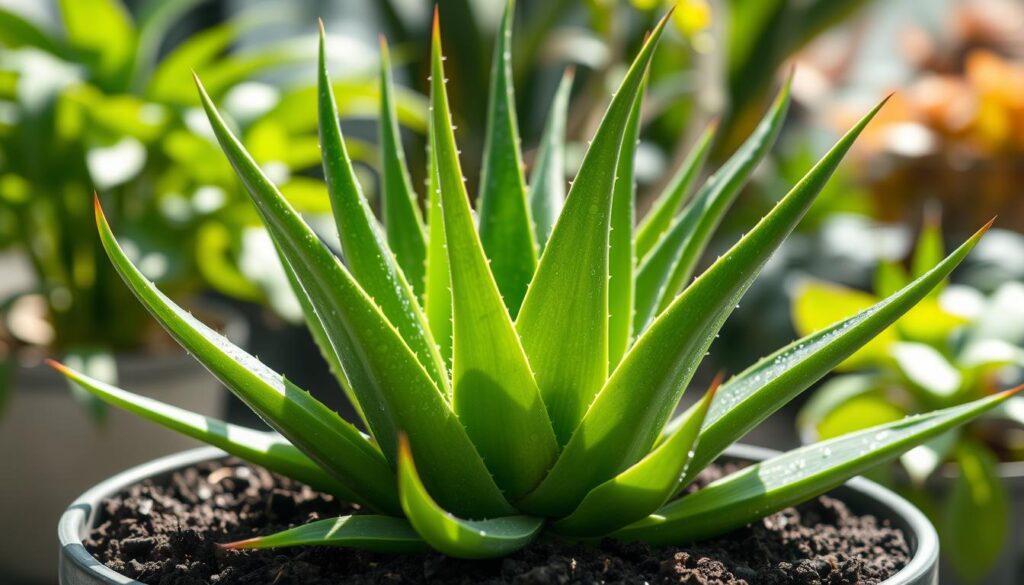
[56,443,940,585]
[1,327,244,584]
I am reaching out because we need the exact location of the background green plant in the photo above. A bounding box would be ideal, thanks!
[0,0,427,415]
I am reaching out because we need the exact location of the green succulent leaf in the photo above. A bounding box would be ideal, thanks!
[196,76,513,519]
[318,27,447,395]
[62,349,114,426]
[528,67,574,252]
[519,97,886,518]
[48,361,357,501]
[792,281,892,370]
[516,13,670,445]
[378,36,427,299]
[477,0,537,317]
[222,515,428,554]
[398,436,544,559]
[634,78,790,333]
[608,75,646,368]
[552,375,718,537]
[429,16,558,497]
[943,440,1009,583]
[616,387,1022,544]
[672,222,989,480]
[634,120,717,261]
[273,249,369,428]
[424,120,453,370]
[94,200,399,514]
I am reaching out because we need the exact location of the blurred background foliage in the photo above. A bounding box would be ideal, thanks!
[0,0,1022,582]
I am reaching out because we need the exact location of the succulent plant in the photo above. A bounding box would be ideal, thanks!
[54,4,1019,559]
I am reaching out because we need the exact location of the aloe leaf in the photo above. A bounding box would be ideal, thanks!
[222,515,427,554]
[63,349,114,426]
[527,67,574,251]
[614,387,1022,545]
[518,98,886,517]
[634,79,791,333]
[516,13,671,445]
[429,14,559,497]
[198,74,400,460]
[318,27,448,395]
[378,36,427,299]
[95,201,399,514]
[276,249,368,426]
[196,77,513,518]
[552,374,718,537]
[608,75,646,368]
[477,0,537,317]
[634,120,716,261]
[424,120,453,370]
[666,221,990,482]
[398,436,543,559]
[48,361,358,501]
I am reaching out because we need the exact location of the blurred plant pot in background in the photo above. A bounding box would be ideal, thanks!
[55,444,941,585]
[0,305,245,585]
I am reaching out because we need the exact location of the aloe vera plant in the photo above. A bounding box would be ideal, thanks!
[54,5,1020,560]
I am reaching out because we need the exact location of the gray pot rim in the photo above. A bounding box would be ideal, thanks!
[59,444,938,585]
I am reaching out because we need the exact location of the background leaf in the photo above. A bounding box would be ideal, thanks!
[943,441,1009,583]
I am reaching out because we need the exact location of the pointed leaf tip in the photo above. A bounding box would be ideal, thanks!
[45,358,69,376]
[999,384,1024,399]
[432,5,440,36]
[318,17,325,36]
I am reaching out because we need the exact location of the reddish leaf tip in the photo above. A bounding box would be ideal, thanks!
[398,432,412,461]
[432,5,440,38]
[705,371,726,400]
[999,384,1024,398]
[217,537,258,551]
[44,359,70,375]
[93,194,106,222]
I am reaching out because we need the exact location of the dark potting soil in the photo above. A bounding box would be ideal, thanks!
[85,459,910,585]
